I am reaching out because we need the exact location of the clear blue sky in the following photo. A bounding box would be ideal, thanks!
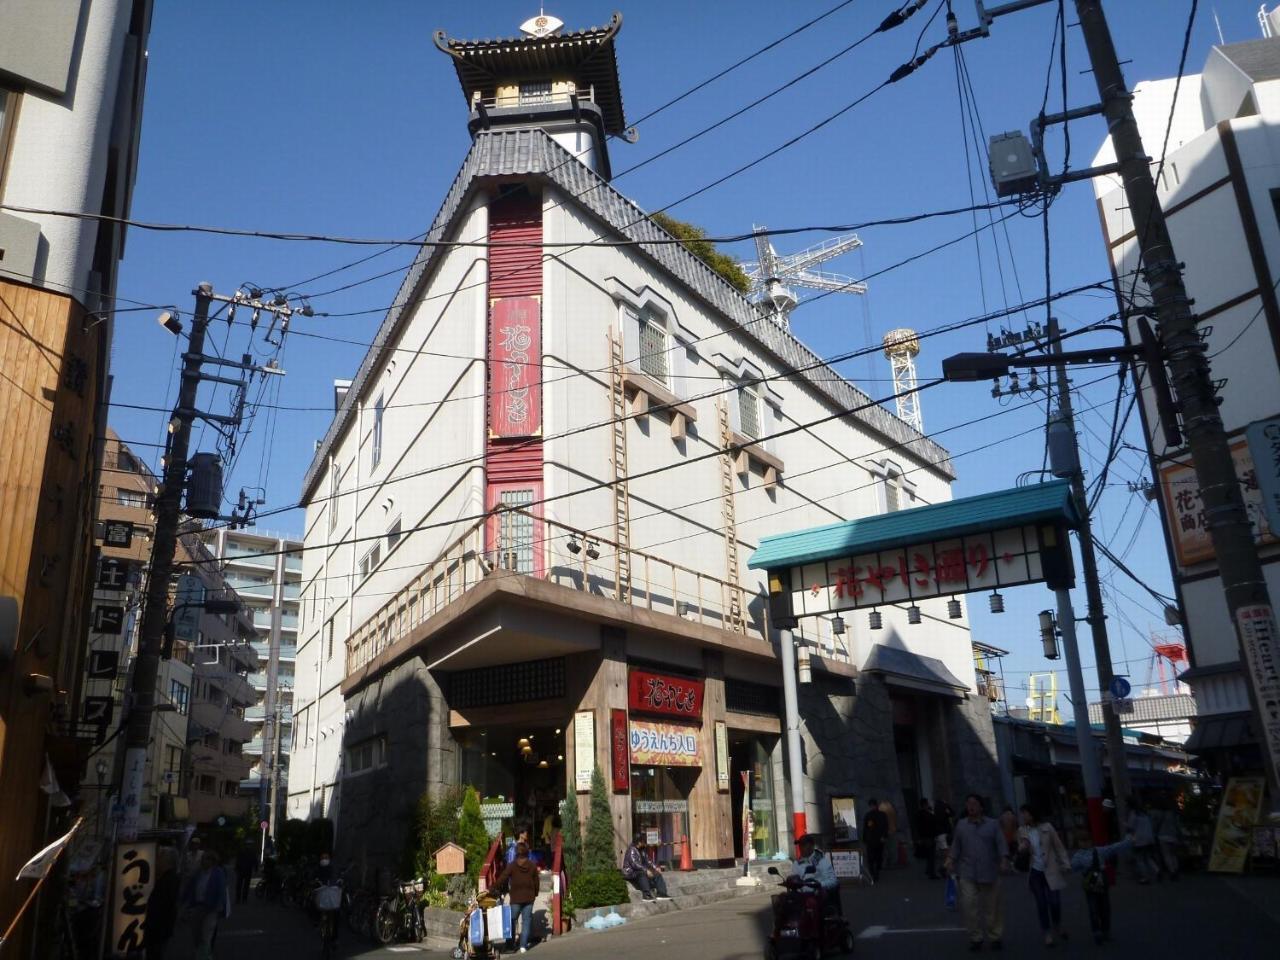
[108,1,1258,712]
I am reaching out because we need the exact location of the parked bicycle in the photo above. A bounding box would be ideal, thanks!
[374,878,425,945]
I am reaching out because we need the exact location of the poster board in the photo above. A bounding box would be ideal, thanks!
[574,710,595,792]
[1208,776,1266,873]
[831,850,861,879]
[111,840,156,957]
[831,795,859,844]
[714,721,730,792]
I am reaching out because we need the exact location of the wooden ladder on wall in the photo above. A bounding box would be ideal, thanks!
[718,398,746,633]
[609,331,632,604]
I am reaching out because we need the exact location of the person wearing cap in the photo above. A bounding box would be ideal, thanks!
[791,833,839,914]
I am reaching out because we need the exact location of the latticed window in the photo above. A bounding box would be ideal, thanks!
[638,314,668,383]
[885,471,902,512]
[519,80,553,104]
[738,386,761,439]
[498,489,535,573]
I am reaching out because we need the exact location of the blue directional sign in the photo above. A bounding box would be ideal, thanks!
[1110,676,1132,700]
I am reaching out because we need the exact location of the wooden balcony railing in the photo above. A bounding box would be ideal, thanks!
[345,508,777,677]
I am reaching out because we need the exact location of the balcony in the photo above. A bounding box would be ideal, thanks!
[190,701,255,743]
[346,507,775,678]
[199,664,256,707]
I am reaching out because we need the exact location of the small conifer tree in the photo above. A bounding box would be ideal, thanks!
[559,791,584,876]
[583,766,617,873]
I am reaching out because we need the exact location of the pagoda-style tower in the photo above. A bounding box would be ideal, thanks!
[434,11,629,178]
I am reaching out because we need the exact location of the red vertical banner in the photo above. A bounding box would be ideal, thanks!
[610,708,630,793]
[489,297,541,438]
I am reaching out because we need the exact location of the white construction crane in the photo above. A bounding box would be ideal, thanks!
[745,227,867,332]
[883,328,924,433]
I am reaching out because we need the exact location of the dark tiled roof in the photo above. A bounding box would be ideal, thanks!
[1212,37,1280,83]
[302,128,954,498]
[435,15,626,134]
[1087,693,1197,726]
[863,645,968,698]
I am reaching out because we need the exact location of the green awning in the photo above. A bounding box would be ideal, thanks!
[747,480,1078,571]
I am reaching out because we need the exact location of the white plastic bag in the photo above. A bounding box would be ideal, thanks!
[315,884,343,911]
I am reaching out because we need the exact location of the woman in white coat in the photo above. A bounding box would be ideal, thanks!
[1016,805,1072,947]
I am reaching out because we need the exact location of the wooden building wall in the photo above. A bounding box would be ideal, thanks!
[0,277,104,940]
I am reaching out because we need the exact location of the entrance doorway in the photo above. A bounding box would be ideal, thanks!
[631,766,697,868]
[456,724,566,860]
[729,736,779,861]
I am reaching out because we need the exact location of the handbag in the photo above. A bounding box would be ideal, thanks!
[944,874,958,911]
[1013,845,1031,873]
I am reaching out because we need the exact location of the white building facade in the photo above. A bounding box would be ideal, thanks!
[288,15,998,868]
[1093,35,1280,777]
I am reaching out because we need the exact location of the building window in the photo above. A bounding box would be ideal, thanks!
[371,394,384,470]
[884,469,903,512]
[738,384,761,440]
[329,467,341,533]
[0,87,17,193]
[325,619,334,661]
[518,79,553,105]
[637,311,669,383]
[346,735,387,775]
[116,488,147,507]
[359,542,382,578]
[196,774,216,794]
[497,489,535,573]
[169,680,189,715]
[386,516,402,553]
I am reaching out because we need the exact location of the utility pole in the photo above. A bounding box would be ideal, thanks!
[119,283,214,840]
[261,547,284,834]
[1049,317,1132,835]
[1051,589,1108,844]
[1072,0,1280,804]
[268,698,283,839]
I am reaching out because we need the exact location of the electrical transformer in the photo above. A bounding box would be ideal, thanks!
[185,453,223,520]
[988,131,1040,197]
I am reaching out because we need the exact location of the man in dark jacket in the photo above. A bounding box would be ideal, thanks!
[234,844,257,904]
[915,799,939,879]
[620,834,669,901]
[863,799,889,882]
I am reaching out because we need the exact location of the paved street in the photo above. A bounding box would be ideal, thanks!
[203,865,1280,960]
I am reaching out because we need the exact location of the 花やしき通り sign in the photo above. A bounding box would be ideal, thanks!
[788,525,1053,616]
[628,669,704,720]
[630,720,700,767]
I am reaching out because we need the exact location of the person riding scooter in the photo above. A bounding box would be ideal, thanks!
[791,833,839,915]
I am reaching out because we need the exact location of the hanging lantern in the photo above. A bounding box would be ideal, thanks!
[907,605,922,625]
[868,610,883,630]
[989,591,1005,614]
[947,597,962,619]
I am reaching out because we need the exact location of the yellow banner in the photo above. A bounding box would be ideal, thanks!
[1208,776,1265,873]
[629,720,700,767]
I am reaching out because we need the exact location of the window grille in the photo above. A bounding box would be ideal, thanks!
[738,386,761,439]
[372,394,384,469]
[885,472,902,512]
[725,679,781,716]
[519,80,553,104]
[638,314,668,383]
[497,489,535,573]
[449,657,566,708]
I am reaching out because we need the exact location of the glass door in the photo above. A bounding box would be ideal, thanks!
[631,766,693,868]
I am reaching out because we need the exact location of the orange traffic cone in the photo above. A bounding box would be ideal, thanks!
[679,834,693,871]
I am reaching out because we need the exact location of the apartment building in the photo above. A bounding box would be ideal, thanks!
[201,528,302,827]
[288,14,998,869]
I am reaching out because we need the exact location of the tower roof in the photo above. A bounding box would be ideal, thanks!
[434,13,627,135]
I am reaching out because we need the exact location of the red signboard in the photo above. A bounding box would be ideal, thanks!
[489,297,541,438]
[628,669,704,721]
[610,708,629,792]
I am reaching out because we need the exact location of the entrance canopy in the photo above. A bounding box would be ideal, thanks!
[748,480,1079,621]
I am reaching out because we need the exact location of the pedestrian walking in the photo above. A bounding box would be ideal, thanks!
[496,841,540,954]
[1125,799,1159,884]
[233,843,256,904]
[862,798,888,882]
[145,847,180,960]
[1015,805,1071,947]
[915,799,939,879]
[945,794,1009,952]
[181,850,228,960]
[1152,796,1182,881]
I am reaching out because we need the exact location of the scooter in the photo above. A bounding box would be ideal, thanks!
[766,866,855,959]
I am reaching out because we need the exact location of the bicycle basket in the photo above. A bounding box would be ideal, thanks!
[315,885,343,911]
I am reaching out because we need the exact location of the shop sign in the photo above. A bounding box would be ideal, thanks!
[102,519,134,548]
[741,771,754,861]
[111,840,156,957]
[786,525,1053,617]
[489,297,541,438]
[714,721,730,792]
[1236,605,1280,786]
[610,709,629,793]
[1159,438,1276,567]
[1246,416,1280,536]
[1208,776,1266,873]
[629,720,699,767]
[574,710,595,792]
[97,558,134,591]
[831,850,861,879]
[628,669,704,720]
[634,800,689,813]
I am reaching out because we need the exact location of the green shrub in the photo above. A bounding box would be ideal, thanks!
[405,786,464,877]
[559,793,583,876]
[445,874,475,911]
[583,767,617,874]
[457,787,491,883]
[569,870,629,910]
[650,211,752,293]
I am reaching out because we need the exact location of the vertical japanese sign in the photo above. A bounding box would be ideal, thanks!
[1159,439,1276,567]
[714,721,730,792]
[173,575,204,644]
[489,297,541,438]
[610,709,630,793]
[1246,416,1280,537]
[574,710,595,793]
[741,771,754,862]
[112,840,156,957]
